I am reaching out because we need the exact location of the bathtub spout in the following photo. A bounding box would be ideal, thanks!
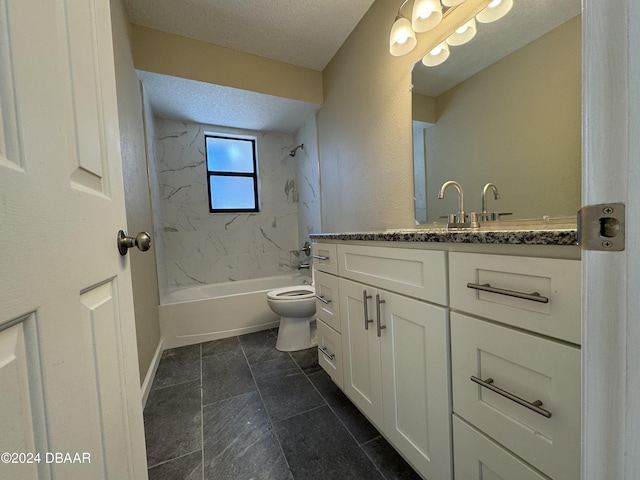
[297,263,310,269]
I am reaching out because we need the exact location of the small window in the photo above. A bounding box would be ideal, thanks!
[205,134,259,213]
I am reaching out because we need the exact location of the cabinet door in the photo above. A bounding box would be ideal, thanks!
[339,278,383,427]
[317,320,343,389]
[379,290,452,480]
[451,313,580,479]
[314,270,341,332]
[453,415,551,480]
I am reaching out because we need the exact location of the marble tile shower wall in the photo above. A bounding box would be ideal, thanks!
[155,119,301,288]
[294,114,321,245]
[142,91,168,298]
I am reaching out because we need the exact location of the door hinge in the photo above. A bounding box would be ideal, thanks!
[577,203,625,251]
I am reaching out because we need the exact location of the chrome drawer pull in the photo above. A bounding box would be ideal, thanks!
[466,282,549,304]
[470,376,552,418]
[363,290,373,330]
[375,294,386,338]
[315,294,331,304]
[313,255,329,260]
[319,346,335,361]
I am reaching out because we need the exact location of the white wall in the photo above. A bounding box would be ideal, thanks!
[318,0,417,232]
[153,118,301,288]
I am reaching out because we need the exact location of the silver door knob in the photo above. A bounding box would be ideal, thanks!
[118,230,152,255]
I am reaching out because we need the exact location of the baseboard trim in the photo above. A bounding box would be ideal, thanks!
[141,339,163,409]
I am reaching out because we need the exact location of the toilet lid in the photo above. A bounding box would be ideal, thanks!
[267,285,315,300]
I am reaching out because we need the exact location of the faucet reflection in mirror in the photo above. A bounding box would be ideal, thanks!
[390,0,513,66]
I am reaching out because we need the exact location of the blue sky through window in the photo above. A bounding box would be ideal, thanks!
[205,134,259,213]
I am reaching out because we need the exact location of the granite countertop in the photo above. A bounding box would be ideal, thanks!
[310,217,578,246]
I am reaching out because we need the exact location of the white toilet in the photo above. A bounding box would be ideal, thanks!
[266,285,317,351]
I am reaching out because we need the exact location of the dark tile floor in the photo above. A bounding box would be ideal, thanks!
[144,328,421,480]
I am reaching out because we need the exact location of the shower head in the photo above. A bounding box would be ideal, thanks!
[289,144,304,157]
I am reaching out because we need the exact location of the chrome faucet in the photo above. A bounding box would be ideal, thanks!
[481,183,500,218]
[438,181,465,224]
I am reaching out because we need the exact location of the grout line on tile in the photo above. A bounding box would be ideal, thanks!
[360,439,391,480]
[146,448,201,470]
[243,337,293,475]
[149,377,200,393]
[304,370,387,476]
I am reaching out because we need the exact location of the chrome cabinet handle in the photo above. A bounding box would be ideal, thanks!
[470,376,552,418]
[315,295,331,304]
[466,282,549,304]
[375,293,386,337]
[319,346,335,361]
[362,290,373,330]
[313,255,329,260]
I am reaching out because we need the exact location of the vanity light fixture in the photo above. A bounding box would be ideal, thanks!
[476,0,513,23]
[422,42,450,66]
[389,0,513,66]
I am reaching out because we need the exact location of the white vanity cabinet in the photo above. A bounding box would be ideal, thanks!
[314,269,343,388]
[449,252,581,480]
[313,243,344,388]
[337,245,451,480]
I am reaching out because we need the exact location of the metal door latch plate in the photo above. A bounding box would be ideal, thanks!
[577,203,625,251]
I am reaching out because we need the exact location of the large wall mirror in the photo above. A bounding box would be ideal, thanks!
[412,0,582,225]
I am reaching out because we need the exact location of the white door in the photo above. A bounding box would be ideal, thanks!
[582,0,640,478]
[0,0,147,479]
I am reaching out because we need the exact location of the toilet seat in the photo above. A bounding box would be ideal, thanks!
[267,285,315,301]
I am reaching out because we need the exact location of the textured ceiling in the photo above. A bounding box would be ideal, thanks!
[124,0,375,133]
[126,0,582,133]
[123,0,377,71]
[137,70,321,134]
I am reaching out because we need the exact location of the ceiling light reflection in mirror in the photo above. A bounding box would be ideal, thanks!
[389,0,513,66]
[411,0,582,225]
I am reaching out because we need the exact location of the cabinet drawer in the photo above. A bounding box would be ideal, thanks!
[314,270,340,332]
[451,313,580,480]
[453,415,551,480]
[449,252,580,344]
[312,243,338,275]
[317,320,343,389]
[337,244,447,305]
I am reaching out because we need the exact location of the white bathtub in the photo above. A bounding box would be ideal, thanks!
[159,274,311,349]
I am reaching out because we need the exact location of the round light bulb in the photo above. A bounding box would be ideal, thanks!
[422,42,450,67]
[476,0,513,23]
[389,15,417,56]
[417,4,434,18]
[412,0,443,33]
[446,17,477,46]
